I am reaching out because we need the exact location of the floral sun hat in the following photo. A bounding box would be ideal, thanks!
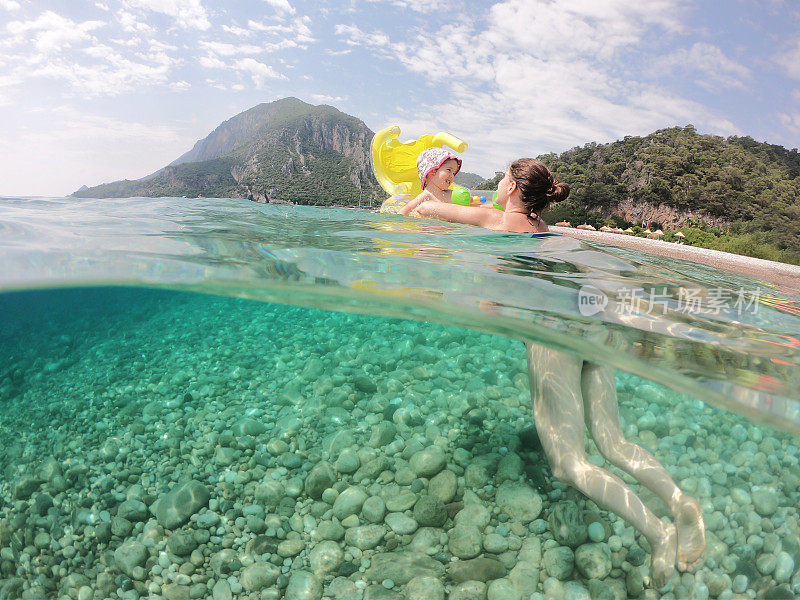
[417,147,463,188]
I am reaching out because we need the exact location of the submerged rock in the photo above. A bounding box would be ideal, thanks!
[240,563,280,592]
[114,540,148,577]
[150,480,210,529]
[495,481,542,524]
[13,477,44,500]
[448,558,507,583]
[448,524,482,559]
[574,543,612,580]
[410,446,446,478]
[448,581,488,600]
[365,552,445,585]
[405,575,445,600]
[305,461,337,499]
[547,501,587,548]
[285,570,322,600]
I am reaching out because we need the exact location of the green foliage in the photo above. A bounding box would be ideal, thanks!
[476,172,504,190]
[539,125,800,265]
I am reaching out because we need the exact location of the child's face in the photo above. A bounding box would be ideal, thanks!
[426,159,460,191]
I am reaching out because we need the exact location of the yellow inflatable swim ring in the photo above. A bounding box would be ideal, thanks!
[372,125,467,214]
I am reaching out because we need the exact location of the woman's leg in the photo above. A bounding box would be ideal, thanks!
[580,362,705,571]
[526,342,677,588]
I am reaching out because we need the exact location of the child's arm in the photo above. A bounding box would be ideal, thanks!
[416,201,502,228]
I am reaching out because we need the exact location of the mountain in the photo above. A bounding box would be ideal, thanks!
[74,98,384,205]
[454,171,486,188]
[477,126,800,264]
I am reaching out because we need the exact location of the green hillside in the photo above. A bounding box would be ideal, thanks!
[479,126,800,264]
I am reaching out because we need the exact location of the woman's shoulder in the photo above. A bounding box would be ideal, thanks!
[499,212,547,233]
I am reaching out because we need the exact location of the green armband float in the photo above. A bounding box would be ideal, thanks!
[451,186,471,206]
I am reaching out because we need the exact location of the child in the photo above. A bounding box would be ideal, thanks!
[400,148,462,215]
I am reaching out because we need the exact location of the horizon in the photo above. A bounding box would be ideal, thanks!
[1,0,799,196]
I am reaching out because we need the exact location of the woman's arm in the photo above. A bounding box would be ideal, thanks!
[399,191,435,216]
[416,201,502,228]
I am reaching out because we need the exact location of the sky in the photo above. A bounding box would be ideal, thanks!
[1,0,799,196]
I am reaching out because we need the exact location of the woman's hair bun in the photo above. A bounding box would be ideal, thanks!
[546,179,570,203]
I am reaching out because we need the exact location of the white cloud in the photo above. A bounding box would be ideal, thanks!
[263,0,295,15]
[21,43,178,96]
[0,10,185,98]
[118,11,153,33]
[657,42,750,90]
[248,16,314,44]
[338,0,739,177]
[336,24,391,49]
[199,41,263,56]
[774,40,800,80]
[485,0,688,58]
[122,0,211,30]
[0,0,20,10]
[311,94,346,103]
[363,0,438,13]
[199,54,226,69]
[233,57,287,86]
[778,111,800,136]
[7,11,106,53]
[95,2,110,10]
[222,24,251,37]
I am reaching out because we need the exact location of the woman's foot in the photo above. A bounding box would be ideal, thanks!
[650,523,678,589]
[674,495,706,571]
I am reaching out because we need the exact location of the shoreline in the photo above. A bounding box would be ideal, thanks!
[550,226,800,292]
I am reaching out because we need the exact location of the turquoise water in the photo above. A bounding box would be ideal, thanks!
[2,196,800,599]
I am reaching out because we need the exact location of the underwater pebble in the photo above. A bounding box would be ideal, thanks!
[486,578,522,600]
[413,495,447,527]
[333,486,368,519]
[587,522,605,543]
[448,581,488,600]
[752,486,779,516]
[344,524,386,549]
[449,524,483,559]
[543,546,574,580]
[410,446,446,478]
[362,496,387,523]
[385,512,418,535]
[574,543,612,580]
[406,575,445,600]
[285,570,322,600]
[548,501,587,548]
[385,491,418,512]
[774,551,795,582]
[495,482,542,524]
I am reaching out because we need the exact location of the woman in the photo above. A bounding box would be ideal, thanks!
[405,156,706,587]
[402,158,569,233]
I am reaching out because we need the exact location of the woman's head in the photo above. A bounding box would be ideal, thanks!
[417,148,462,190]
[499,158,569,214]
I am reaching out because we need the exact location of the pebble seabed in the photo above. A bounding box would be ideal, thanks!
[1,288,799,600]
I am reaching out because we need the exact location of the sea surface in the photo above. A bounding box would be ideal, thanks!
[1,196,800,600]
